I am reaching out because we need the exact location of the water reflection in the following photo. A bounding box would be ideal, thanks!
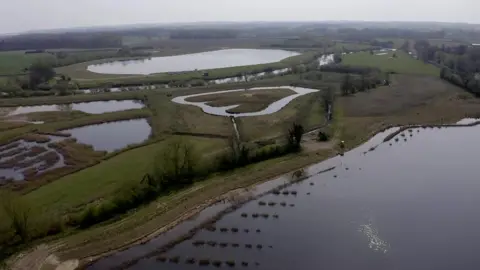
[87,49,301,75]
[64,119,151,152]
[172,86,319,117]
[2,100,144,116]
[89,122,480,270]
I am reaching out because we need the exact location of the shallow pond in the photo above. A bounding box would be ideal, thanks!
[63,119,151,152]
[0,136,66,181]
[89,123,480,270]
[87,49,300,75]
[2,100,144,116]
[172,86,319,117]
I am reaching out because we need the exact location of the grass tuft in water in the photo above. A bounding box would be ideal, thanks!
[268,202,276,206]
[241,213,248,218]
[169,256,180,264]
[206,226,216,232]
[280,202,287,206]
[220,242,228,248]
[199,259,211,266]
[273,190,280,195]
[186,258,196,264]
[289,204,295,207]
[261,213,269,218]
[157,256,167,262]
[244,229,249,233]
[207,241,217,247]
[282,191,290,195]
[226,260,236,267]
[232,243,240,248]
[252,213,259,218]
[242,261,249,267]
[258,201,266,206]
[256,229,261,233]
[291,191,297,195]
[231,227,239,233]
[245,244,252,249]
[220,227,228,232]
[193,240,205,246]
[256,244,263,249]
[273,214,279,219]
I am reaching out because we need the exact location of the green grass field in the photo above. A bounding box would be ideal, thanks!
[343,50,440,76]
[0,51,54,75]
[23,136,227,216]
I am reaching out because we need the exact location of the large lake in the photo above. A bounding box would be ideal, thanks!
[89,123,480,270]
[87,49,300,75]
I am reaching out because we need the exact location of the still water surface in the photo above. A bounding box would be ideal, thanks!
[87,49,300,75]
[2,100,144,116]
[64,119,151,152]
[89,123,480,270]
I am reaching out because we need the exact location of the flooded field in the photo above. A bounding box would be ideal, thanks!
[0,136,65,182]
[0,100,144,116]
[172,86,318,117]
[87,49,300,75]
[63,119,151,152]
[89,123,480,270]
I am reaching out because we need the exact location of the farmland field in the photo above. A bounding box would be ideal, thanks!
[342,50,440,76]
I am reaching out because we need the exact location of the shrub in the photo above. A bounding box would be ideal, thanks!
[199,259,211,266]
[1,192,33,242]
[186,258,196,264]
[193,240,205,246]
[207,241,217,247]
[169,256,180,263]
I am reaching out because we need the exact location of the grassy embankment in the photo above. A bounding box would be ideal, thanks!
[343,50,440,76]
[185,88,296,114]
[10,74,480,269]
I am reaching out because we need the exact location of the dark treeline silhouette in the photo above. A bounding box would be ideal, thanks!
[169,29,238,39]
[413,40,480,95]
[0,33,122,51]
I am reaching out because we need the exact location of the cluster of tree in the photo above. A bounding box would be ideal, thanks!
[341,73,382,95]
[0,33,122,51]
[413,40,480,94]
[441,67,480,95]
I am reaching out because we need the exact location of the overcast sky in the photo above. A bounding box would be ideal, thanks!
[0,0,477,34]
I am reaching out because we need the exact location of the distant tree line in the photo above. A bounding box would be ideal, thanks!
[413,40,480,95]
[169,29,238,39]
[0,33,122,51]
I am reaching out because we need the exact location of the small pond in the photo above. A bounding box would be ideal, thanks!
[172,86,318,117]
[63,119,151,152]
[1,100,144,116]
[0,136,66,182]
[89,122,480,270]
[87,49,300,75]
